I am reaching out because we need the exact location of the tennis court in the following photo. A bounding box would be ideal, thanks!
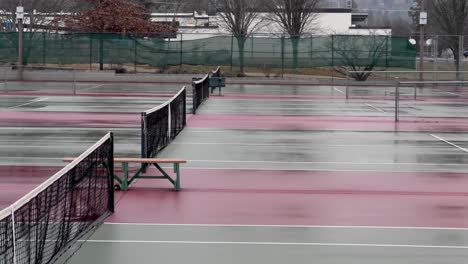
[1,79,468,263]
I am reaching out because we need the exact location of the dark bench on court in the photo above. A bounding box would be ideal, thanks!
[192,66,226,95]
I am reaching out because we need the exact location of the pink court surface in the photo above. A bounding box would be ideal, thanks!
[1,80,468,263]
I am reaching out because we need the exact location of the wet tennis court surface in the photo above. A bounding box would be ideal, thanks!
[1,81,468,263]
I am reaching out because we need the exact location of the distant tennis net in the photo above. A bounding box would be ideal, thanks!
[141,87,186,160]
[192,74,210,114]
[0,133,114,264]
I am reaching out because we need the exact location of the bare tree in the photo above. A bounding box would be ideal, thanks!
[410,0,468,79]
[0,0,77,32]
[218,0,262,74]
[332,34,389,81]
[266,0,321,69]
[0,0,78,65]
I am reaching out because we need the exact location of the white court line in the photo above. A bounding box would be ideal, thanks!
[431,134,468,153]
[8,97,49,109]
[0,126,138,131]
[0,157,465,167]
[186,159,464,166]
[0,161,463,173]
[364,103,386,113]
[104,222,468,231]
[172,142,397,147]
[80,239,468,249]
[333,87,345,94]
[80,84,104,91]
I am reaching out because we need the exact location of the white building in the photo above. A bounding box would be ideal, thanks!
[151,8,391,40]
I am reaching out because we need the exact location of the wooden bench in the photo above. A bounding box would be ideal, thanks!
[63,157,186,191]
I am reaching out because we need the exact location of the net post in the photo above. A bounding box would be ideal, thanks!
[395,81,400,122]
[183,87,187,126]
[206,75,210,99]
[192,81,196,114]
[167,103,172,139]
[108,132,115,213]
[141,112,147,172]
[72,66,77,95]
[346,72,350,99]
[11,207,17,264]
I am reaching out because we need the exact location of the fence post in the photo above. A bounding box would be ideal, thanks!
[42,32,46,65]
[434,35,438,82]
[459,35,464,81]
[385,36,389,70]
[180,33,183,69]
[134,38,137,73]
[331,35,334,78]
[89,33,93,70]
[310,36,313,63]
[251,35,254,57]
[281,36,285,78]
[230,35,233,71]
[99,34,104,71]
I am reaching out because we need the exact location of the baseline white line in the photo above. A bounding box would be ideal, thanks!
[8,97,49,109]
[104,222,468,231]
[364,103,386,113]
[80,84,104,91]
[333,87,345,94]
[172,142,395,147]
[80,240,468,249]
[431,134,468,153]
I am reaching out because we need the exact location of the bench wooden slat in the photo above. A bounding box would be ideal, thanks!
[63,157,186,164]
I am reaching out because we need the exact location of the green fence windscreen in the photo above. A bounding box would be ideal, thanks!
[0,32,416,69]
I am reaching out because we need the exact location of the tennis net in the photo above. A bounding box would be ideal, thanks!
[141,87,186,160]
[192,74,210,114]
[0,133,114,264]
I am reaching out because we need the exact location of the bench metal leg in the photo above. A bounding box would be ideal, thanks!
[121,162,129,191]
[114,162,182,192]
[174,163,181,191]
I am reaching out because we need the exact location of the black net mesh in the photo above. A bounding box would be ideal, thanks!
[143,105,170,159]
[192,75,210,114]
[0,214,14,263]
[142,87,186,160]
[0,133,114,264]
[170,89,187,140]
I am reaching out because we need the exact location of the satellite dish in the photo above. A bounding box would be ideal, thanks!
[426,39,432,46]
[409,38,416,45]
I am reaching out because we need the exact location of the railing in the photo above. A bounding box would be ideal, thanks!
[345,70,468,99]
